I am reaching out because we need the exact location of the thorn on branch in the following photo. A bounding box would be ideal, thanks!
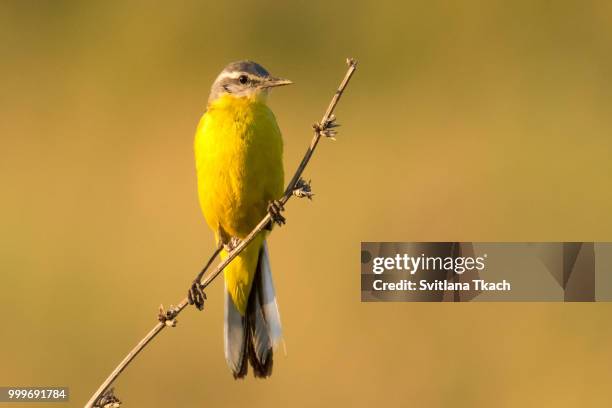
[321,129,337,140]
[94,387,121,408]
[313,114,340,140]
[292,178,313,200]
[158,304,179,327]
[325,114,337,127]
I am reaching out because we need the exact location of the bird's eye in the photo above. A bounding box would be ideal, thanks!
[238,75,248,85]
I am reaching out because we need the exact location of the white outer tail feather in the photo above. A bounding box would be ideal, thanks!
[224,281,246,374]
[259,241,283,350]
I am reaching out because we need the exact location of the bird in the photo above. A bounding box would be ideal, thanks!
[190,61,292,378]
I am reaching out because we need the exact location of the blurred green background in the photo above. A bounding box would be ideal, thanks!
[2,1,612,407]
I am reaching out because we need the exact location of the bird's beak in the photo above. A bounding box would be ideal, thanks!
[262,76,293,88]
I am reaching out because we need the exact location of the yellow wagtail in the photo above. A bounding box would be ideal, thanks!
[190,61,291,378]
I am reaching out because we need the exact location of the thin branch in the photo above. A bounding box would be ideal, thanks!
[85,58,358,408]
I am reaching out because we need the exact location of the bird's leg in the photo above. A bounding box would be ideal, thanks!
[267,200,286,226]
[188,242,223,311]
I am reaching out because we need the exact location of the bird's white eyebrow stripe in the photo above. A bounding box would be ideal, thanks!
[216,71,264,82]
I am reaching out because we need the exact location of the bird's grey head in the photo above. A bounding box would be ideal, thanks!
[208,60,292,104]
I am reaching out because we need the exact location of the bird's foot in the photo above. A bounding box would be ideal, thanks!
[267,200,286,226]
[187,243,223,311]
[187,281,207,311]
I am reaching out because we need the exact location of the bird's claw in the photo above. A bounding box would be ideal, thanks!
[187,281,206,311]
[268,200,286,226]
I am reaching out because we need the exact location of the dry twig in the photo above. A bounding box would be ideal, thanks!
[85,58,357,408]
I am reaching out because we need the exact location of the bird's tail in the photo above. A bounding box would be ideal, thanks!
[224,240,282,378]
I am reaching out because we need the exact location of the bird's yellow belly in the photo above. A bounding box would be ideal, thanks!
[199,148,271,239]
